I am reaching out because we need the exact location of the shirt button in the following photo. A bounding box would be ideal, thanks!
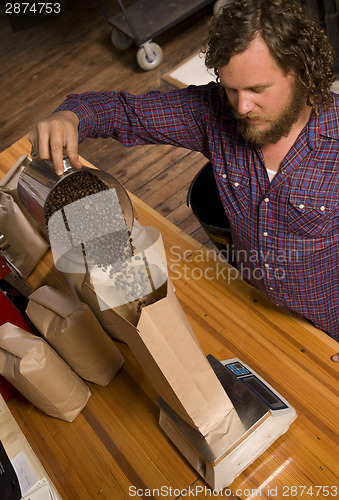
[222,174,227,179]
[264,198,269,203]
[269,287,274,291]
[263,232,268,237]
[299,204,305,209]
[320,206,325,211]
[234,182,239,187]
[264,263,270,268]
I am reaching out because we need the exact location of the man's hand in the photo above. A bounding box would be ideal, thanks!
[28,110,82,175]
[331,353,339,362]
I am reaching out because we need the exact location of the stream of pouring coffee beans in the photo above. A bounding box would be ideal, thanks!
[44,170,152,309]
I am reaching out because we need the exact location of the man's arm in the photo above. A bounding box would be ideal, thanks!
[29,86,216,174]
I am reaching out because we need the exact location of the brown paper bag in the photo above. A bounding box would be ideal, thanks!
[0,323,91,421]
[121,283,234,436]
[26,285,124,386]
[0,155,49,277]
[60,225,168,342]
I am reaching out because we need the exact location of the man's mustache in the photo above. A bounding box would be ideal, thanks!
[233,110,271,121]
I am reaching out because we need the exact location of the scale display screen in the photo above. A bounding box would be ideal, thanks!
[225,361,288,411]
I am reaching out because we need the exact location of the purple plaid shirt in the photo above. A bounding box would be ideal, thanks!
[56,84,339,340]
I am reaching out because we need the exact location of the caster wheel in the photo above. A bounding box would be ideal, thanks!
[111,28,133,50]
[136,42,163,71]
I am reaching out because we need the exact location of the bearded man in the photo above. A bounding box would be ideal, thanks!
[29,0,339,358]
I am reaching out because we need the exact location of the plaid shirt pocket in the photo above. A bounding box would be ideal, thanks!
[217,171,251,219]
[287,189,338,237]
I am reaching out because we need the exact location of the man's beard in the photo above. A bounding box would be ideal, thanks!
[235,81,307,145]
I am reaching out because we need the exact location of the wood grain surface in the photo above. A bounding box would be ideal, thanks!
[0,138,338,499]
[0,0,212,247]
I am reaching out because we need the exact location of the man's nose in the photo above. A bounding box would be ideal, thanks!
[235,91,255,116]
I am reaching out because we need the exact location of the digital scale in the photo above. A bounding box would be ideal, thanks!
[158,355,297,490]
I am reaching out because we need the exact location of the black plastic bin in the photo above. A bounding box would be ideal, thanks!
[187,162,232,252]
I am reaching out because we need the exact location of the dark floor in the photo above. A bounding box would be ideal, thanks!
[1,0,218,247]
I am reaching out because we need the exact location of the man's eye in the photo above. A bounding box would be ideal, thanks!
[251,87,266,93]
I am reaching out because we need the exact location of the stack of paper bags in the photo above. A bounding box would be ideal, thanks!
[0,323,90,422]
[26,285,124,386]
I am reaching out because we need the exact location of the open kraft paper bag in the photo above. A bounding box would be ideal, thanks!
[0,155,49,277]
[26,285,124,386]
[131,283,235,436]
[0,323,91,421]
[96,279,235,436]
[49,190,235,435]
[59,224,169,343]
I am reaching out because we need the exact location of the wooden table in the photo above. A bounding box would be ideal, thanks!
[0,137,338,499]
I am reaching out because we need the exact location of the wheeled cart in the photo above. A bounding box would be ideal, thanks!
[99,0,219,70]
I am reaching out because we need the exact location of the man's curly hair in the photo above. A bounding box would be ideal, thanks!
[203,0,335,114]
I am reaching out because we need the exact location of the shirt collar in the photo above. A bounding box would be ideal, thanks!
[307,92,339,149]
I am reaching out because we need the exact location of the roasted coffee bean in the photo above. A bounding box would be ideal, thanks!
[45,170,133,264]
[44,170,155,307]
[45,170,110,222]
